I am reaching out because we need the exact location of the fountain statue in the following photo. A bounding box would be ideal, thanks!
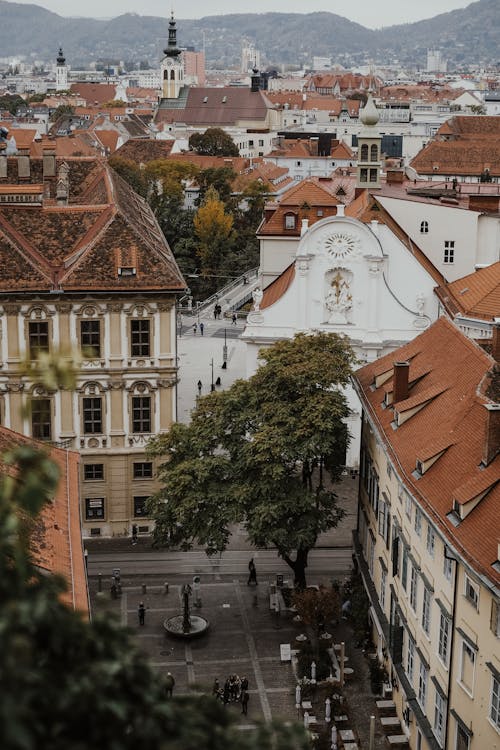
[164,580,209,639]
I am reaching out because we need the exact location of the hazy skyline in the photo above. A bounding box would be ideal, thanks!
[8,0,474,29]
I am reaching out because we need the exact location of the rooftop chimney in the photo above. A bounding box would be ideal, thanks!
[301,218,309,236]
[336,204,345,217]
[482,404,500,466]
[393,361,410,403]
[491,319,500,363]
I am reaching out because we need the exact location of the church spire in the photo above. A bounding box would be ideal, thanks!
[164,12,181,58]
[56,47,65,66]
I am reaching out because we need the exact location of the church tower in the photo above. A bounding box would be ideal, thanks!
[356,93,382,189]
[160,13,184,100]
[55,47,68,92]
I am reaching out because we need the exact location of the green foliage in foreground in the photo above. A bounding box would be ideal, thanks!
[0,445,308,750]
[148,332,356,587]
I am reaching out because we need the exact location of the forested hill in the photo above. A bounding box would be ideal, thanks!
[0,0,497,68]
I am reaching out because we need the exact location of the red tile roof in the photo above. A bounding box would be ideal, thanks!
[0,426,88,615]
[355,317,500,587]
[113,138,175,163]
[0,158,185,293]
[70,83,118,106]
[155,87,272,126]
[260,262,296,309]
[411,140,500,177]
[435,261,500,322]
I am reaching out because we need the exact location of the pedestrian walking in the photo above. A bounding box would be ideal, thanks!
[241,689,249,715]
[247,558,257,586]
[200,322,204,335]
[131,523,138,545]
[193,322,197,334]
[223,679,230,705]
[240,676,249,693]
[212,678,220,697]
[232,313,237,325]
[165,671,175,697]
[138,601,146,626]
[213,306,218,320]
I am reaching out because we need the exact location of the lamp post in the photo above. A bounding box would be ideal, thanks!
[222,327,228,368]
[197,380,202,396]
[210,359,215,392]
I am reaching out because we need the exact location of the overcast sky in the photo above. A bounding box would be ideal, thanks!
[11,0,473,29]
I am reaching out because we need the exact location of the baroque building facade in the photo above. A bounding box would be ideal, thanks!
[0,149,185,536]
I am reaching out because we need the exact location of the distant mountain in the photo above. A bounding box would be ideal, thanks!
[0,0,497,69]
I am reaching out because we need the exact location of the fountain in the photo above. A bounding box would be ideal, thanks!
[164,583,209,639]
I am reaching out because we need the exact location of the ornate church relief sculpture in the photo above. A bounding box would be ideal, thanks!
[322,231,360,260]
[325,269,353,324]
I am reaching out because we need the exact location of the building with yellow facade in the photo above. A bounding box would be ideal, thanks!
[0,147,185,537]
[353,317,499,750]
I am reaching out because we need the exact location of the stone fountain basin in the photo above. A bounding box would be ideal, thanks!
[163,615,209,639]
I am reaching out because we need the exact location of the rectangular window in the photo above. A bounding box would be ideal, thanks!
[133,461,153,479]
[444,555,453,582]
[83,397,102,434]
[438,612,451,666]
[426,526,435,558]
[29,321,49,358]
[459,640,476,694]
[402,546,408,590]
[84,463,104,481]
[378,499,387,538]
[285,214,296,229]
[369,533,375,575]
[81,319,101,358]
[491,675,500,730]
[130,319,150,357]
[464,575,479,609]
[418,661,428,709]
[456,724,470,750]
[31,398,52,441]
[406,636,415,682]
[491,600,500,637]
[85,497,104,520]
[360,167,368,182]
[413,507,422,536]
[444,240,455,263]
[369,168,378,182]
[132,396,151,433]
[133,495,149,517]
[410,565,418,611]
[404,491,412,521]
[434,690,446,745]
[370,470,379,515]
[422,587,431,636]
[380,566,387,611]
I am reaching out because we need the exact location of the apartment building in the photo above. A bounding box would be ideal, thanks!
[352,317,500,750]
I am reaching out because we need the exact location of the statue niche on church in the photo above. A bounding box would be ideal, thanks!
[325,269,353,324]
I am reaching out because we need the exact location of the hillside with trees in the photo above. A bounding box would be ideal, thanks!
[0,0,497,68]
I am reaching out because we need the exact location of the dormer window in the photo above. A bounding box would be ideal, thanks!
[118,266,136,277]
[420,221,429,234]
[284,213,296,230]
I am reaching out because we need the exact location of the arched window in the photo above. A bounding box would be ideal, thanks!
[420,221,429,234]
[170,70,175,80]
[360,144,369,161]
[370,144,378,161]
[163,70,168,80]
[284,213,296,230]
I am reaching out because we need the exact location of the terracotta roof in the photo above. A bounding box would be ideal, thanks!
[155,87,272,126]
[435,262,500,322]
[261,263,296,309]
[3,128,37,150]
[411,140,500,177]
[0,426,88,615]
[0,157,185,293]
[258,177,343,236]
[70,83,117,106]
[437,115,500,138]
[354,316,500,587]
[93,129,120,154]
[113,138,175,164]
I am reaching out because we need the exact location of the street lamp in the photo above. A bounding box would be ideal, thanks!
[210,359,215,392]
[197,380,202,396]
[222,327,227,368]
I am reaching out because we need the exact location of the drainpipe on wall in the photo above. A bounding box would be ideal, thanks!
[444,547,459,750]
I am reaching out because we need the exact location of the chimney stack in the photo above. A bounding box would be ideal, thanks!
[336,204,345,217]
[482,404,500,466]
[491,319,500,363]
[393,361,410,403]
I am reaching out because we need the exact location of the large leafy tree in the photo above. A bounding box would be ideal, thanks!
[0,351,308,750]
[148,333,356,587]
[193,186,234,277]
[189,127,239,157]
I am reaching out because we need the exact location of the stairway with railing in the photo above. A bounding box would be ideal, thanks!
[180,267,260,318]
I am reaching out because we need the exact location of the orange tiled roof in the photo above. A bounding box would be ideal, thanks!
[435,261,500,321]
[261,262,296,309]
[355,316,500,587]
[411,140,500,177]
[70,83,117,106]
[0,426,88,615]
[437,115,500,138]
[0,157,185,293]
[114,138,175,163]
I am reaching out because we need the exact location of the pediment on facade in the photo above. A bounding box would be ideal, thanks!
[298,216,383,263]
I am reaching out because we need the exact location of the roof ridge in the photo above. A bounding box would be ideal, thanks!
[0,212,53,281]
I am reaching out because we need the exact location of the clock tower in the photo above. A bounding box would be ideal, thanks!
[160,13,184,100]
[55,47,68,92]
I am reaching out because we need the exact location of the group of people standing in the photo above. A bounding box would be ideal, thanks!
[213,675,250,714]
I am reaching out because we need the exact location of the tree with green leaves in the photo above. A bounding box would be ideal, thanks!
[0,351,308,750]
[148,332,356,588]
[189,127,239,157]
[49,104,75,122]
